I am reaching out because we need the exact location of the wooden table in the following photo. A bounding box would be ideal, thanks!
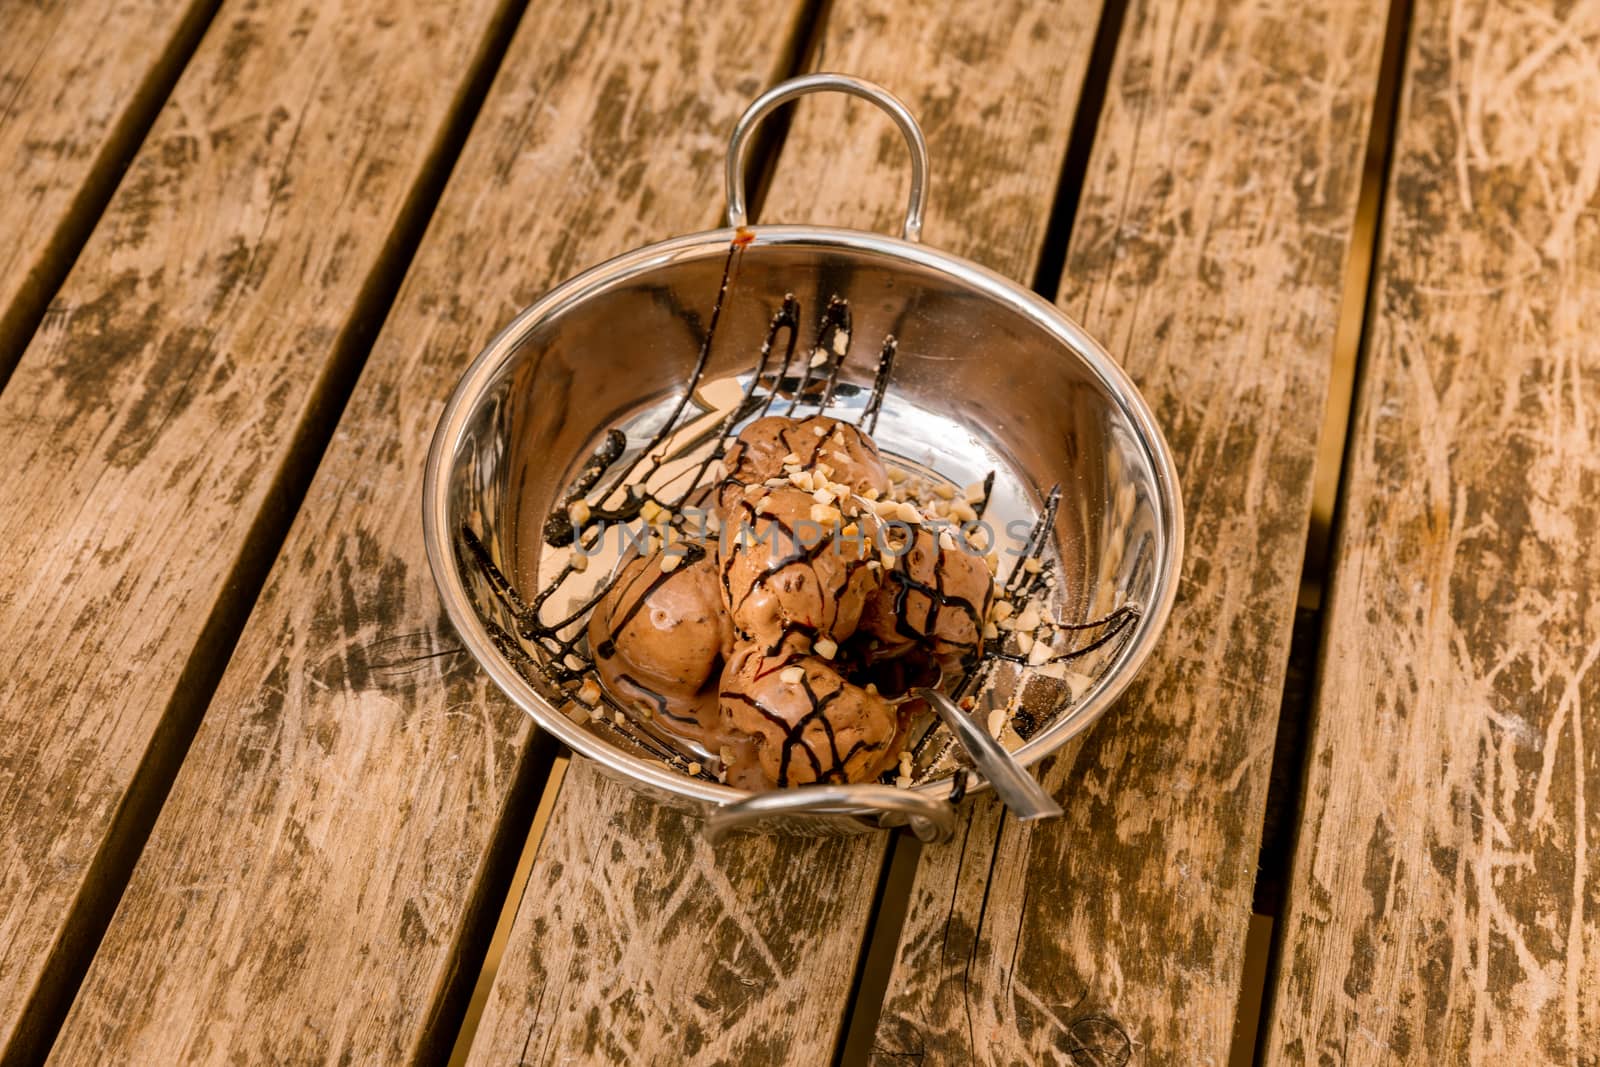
[2,0,1595,1063]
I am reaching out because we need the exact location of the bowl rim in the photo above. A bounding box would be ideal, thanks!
[422,222,1185,809]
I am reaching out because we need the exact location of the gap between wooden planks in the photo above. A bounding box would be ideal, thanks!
[1263,0,1600,1061]
[460,1,1107,1064]
[0,0,220,386]
[0,0,526,1060]
[41,3,817,1065]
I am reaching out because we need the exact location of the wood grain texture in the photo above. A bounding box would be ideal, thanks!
[0,0,214,378]
[1264,0,1600,1062]
[470,759,895,1066]
[464,2,1106,1064]
[761,0,1103,273]
[43,4,812,1065]
[868,0,1390,1062]
[0,0,517,1059]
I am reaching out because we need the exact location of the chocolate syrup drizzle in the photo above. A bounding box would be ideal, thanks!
[878,533,989,666]
[462,236,1141,788]
[718,493,873,640]
[721,648,888,788]
[592,541,711,662]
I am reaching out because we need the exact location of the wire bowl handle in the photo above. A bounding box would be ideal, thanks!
[704,784,958,844]
[724,72,930,242]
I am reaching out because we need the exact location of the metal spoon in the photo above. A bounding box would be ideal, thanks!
[901,686,1063,821]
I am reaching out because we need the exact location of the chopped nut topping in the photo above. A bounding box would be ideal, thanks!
[1023,557,1043,574]
[567,499,591,525]
[814,636,838,659]
[987,708,1007,738]
[1015,631,1035,655]
[1027,640,1055,666]
[658,551,683,573]
[780,665,805,684]
[964,481,987,503]
[687,762,702,776]
[576,678,602,706]
[1016,604,1042,631]
[932,483,956,500]
[809,351,828,368]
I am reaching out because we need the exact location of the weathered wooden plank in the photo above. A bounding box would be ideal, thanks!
[1263,1,1600,1062]
[0,0,215,380]
[42,4,815,1065]
[463,2,1106,1064]
[867,0,1392,1063]
[0,0,521,1059]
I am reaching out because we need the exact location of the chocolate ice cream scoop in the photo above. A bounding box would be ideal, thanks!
[587,540,733,743]
[719,486,880,645]
[716,414,889,515]
[717,641,906,788]
[859,525,994,667]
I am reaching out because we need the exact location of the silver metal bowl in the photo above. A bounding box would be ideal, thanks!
[423,75,1183,841]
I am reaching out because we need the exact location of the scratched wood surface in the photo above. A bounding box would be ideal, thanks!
[0,0,519,1059]
[43,4,815,1065]
[0,0,214,378]
[462,1,1107,1064]
[1263,0,1600,1062]
[866,0,1391,1063]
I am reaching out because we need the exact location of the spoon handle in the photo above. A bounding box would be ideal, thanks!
[913,688,1064,821]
